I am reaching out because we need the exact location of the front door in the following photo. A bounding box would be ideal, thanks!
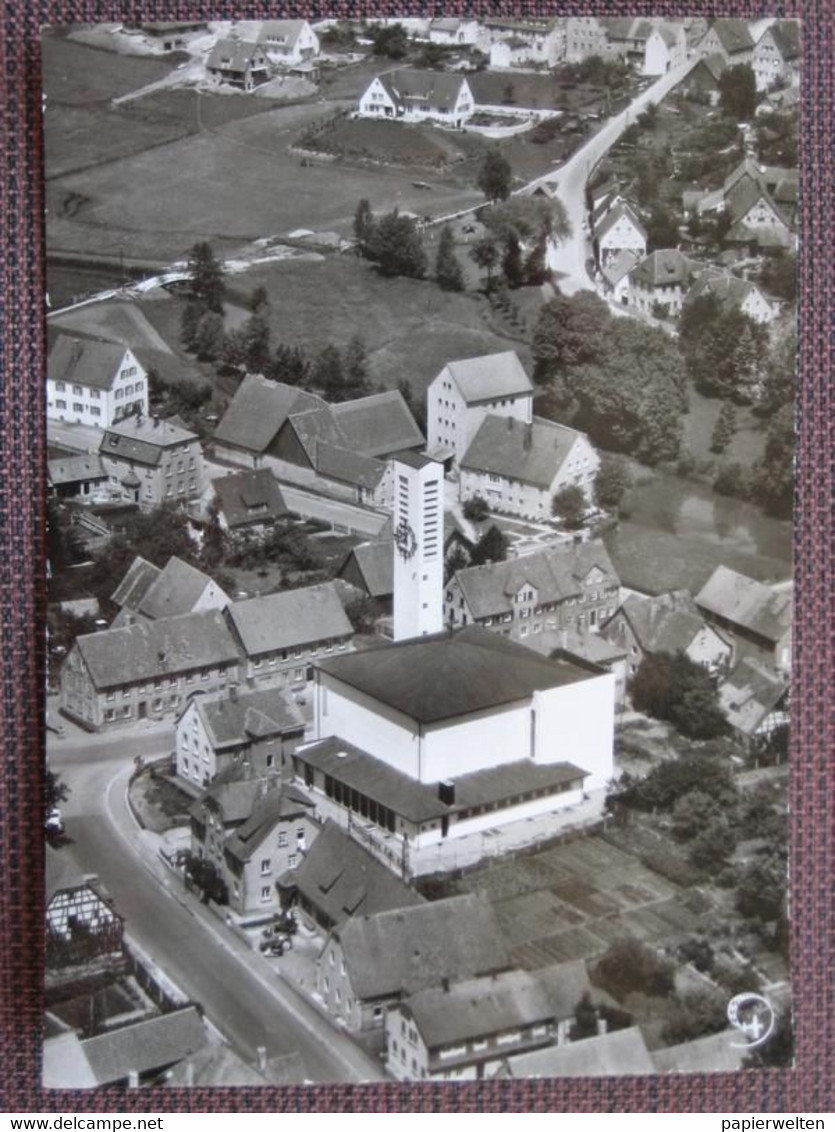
[138,702,147,719]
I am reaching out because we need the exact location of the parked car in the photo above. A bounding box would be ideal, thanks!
[45,808,64,834]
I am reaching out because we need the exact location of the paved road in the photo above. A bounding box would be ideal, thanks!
[49,731,384,1083]
[537,59,697,294]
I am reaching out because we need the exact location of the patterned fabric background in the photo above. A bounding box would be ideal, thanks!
[0,0,831,1114]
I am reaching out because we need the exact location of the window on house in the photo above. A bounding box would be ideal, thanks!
[278,831,288,847]
[288,853,297,868]
[55,381,65,392]
[55,399,66,409]
[72,402,83,413]
[260,859,271,875]
[260,886,271,902]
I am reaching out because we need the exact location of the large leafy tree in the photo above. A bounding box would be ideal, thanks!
[552,485,587,528]
[630,652,728,740]
[607,750,738,815]
[470,233,501,292]
[718,64,758,121]
[187,241,225,312]
[594,454,632,510]
[532,291,609,382]
[371,22,409,59]
[679,297,769,402]
[477,150,513,203]
[470,524,509,566]
[434,225,464,292]
[368,210,427,279]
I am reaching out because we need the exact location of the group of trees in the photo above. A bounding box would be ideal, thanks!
[630,651,729,740]
[354,200,427,280]
[533,291,686,466]
[718,64,758,121]
[679,293,770,403]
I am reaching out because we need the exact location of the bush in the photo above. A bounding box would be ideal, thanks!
[462,496,490,522]
[595,938,675,1001]
[662,987,727,1046]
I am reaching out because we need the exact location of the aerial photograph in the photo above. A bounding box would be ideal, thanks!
[42,14,797,1087]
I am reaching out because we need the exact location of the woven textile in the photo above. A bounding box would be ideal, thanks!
[0,0,831,1113]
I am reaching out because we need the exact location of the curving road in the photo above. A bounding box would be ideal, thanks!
[49,728,384,1083]
[536,58,697,294]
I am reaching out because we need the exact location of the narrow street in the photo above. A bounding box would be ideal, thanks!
[48,729,385,1083]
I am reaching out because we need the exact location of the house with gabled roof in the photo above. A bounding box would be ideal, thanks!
[459,415,599,521]
[695,18,754,66]
[695,566,792,673]
[98,414,204,511]
[628,249,701,316]
[212,468,289,534]
[602,591,732,679]
[643,23,687,75]
[385,968,564,1081]
[317,893,511,1031]
[601,249,641,305]
[600,17,656,67]
[723,178,793,251]
[499,1026,653,1078]
[718,656,789,749]
[673,52,726,104]
[337,540,394,607]
[190,775,317,919]
[752,20,799,91]
[277,819,424,933]
[564,16,607,62]
[79,1006,208,1087]
[426,350,534,468]
[212,375,324,469]
[47,334,148,428]
[445,539,620,641]
[59,609,241,730]
[686,271,778,324]
[110,555,230,628]
[48,453,110,501]
[594,199,647,268]
[258,19,319,67]
[46,847,123,971]
[484,16,564,68]
[224,581,354,691]
[331,390,424,459]
[357,70,475,126]
[428,18,482,47]
[175,685,305,788]
[207,36,270,91]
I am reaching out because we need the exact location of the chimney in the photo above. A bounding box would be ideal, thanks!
[438,780,455,806]
[257,1045,267,1073]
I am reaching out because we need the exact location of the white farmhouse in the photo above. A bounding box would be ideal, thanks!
[47,335,148,428]
[258,19,320,67]
[643,24,687,76]
[357,71,475,127]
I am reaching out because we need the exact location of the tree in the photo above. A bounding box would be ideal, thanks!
[187,241,225,312]
[483,196,570,247]
[248,285,269,313]
[594,455,632,510]
[671,790,721,843]
[595,938,675,1001]
[710,401,737,454]
[749,403,794,517]
[45,768,70,820]
[607,751,737,815]
[184,853,228,905]
[719,64,758,121]
[435,225,464,292]
[353,198,376,258]
[688,815,737,870]
[758,330,796,414]
[551,484,587,529]
[369,210,427,279]
[524,236,549,286]
[646,205,680,252]
[269,343,310,387]
[502,232,524,289]
[444,544,469,584]
[569,991,599,1042]
[343,334,370,395]
[371,22,409,59]
[462,496,489,522]
[477,150,512,203]
[193,311,225,361]
[662,987,727,1046]
[630,652,728,740]
[180,301,204,350]
[201,504,228,571]
[238,313,271,374]
[532,291,610,383]
[312,344,345,397]
[470,524,509,566]
[470,233,501,291]
[758,251,797,303]
[714,461,751,499]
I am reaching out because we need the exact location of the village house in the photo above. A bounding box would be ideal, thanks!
[98,415,205,511]
[357,71,475,127]
[190,777,318,920]
[427,18,483,47]
[672,53,726,105]
[46,847,123,972]
[694,18,755,66]
[316,894,510,1032]
[47,335,148,428]
[277,819,424,934]
[695,566,792,673]
[138,21,207,51]
[593,199,647,268]
[293,626,614,878]
[337,540,394,612]
[601,249,641,305]
[211,469,290,536]
[686,271,778,324]
[718,656,789,751]
[499,1026,653,1078]
[564,17,607,63]
[207,36,270,91]
[628,249,700,317]
[224,582,355,692]
[751,21,800,91]
[47,453,110,501]
[602,591,732,679]
[459,415,599,521]
[643,23,687,75]
[483,17,564,68]
[444,539,620,640]
[110,555,230,628]
[426,351,534,470]
[385,968,570,1081]
[258,20,319,68]
[212,376,323,469]
[600,17,656,68]
[175,686,305,788]
[59,609,241,731]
